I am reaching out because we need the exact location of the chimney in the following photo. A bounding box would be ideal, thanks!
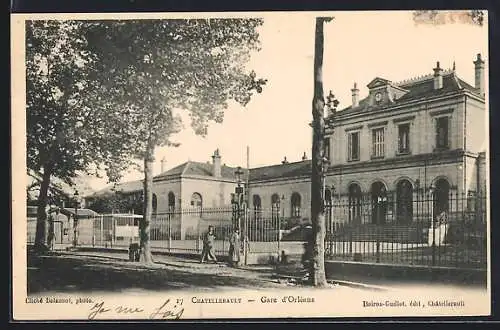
[351,82,359,108]
[160,157,166,173]
[281,156,289,165]
[473,53,485,95]
[212,149,221,177]
[433,61,443,89]
[302,152,308,161]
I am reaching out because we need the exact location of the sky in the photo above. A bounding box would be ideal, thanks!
[84,11,488,192]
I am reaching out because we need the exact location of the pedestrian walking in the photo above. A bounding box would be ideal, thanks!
[228,228,241,267]
[200,225,217,263]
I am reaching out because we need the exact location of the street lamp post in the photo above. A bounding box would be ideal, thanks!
[233,166,245,263]
[329,185,335,256]
[234,166,244,231]
[321,157,330,202]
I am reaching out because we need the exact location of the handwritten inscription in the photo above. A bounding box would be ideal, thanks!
[149,299,185,319]
[88,299,183,320]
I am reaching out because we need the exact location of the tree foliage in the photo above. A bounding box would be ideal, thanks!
[86,193,143,215]
[26,20,133,250]
[82,19,267,262]
[26,20,128,184]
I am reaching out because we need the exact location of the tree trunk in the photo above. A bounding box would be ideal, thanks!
[34,164,52,253]
[139,142,155,264]
[308,17,330,287]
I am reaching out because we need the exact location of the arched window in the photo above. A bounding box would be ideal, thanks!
[253,194,262,221]
[168,192,175,211]
[348,183,362,224]
[434,178,450,217]
[396,179,413,224]
[371,181,387,224]
[291,192,301,218]
[271,193,280,221]
[191,192,203,217]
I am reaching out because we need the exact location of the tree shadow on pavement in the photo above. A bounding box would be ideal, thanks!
[28,252,283,294]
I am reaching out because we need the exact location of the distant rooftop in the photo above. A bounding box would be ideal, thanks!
[154,161,244,181]
[335,69,482,119]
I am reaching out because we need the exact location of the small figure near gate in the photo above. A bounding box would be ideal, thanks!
[228,228,241,267]
[200,225,217,263]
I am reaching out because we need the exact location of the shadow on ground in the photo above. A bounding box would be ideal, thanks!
[27,252,284,294]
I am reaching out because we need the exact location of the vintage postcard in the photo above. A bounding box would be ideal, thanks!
[11,10,490,320]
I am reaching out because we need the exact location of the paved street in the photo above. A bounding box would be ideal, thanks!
[27,251,350,294]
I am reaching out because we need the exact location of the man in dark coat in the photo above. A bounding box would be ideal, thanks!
[200,225,217,263]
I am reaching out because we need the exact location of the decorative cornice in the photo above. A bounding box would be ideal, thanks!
[327,149,468,175]
[334,90,464,122]
[429,108,454,117]
[393,115,416,123]
[367,120,388,128]
[181,175,237,183]
[344,125,363,132]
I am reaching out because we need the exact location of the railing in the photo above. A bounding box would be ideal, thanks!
[26,190,487,270]
[324,190,487,270]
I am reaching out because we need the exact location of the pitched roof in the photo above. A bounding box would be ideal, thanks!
[60,208,100,218]
[249,160,311,181]
[154,161,244,181]
[335,71,482,118]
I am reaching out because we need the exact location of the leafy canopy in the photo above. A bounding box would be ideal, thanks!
[84,19,267,164]
[26,20,131,184]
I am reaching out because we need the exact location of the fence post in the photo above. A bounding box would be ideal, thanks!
[168,213,172,252]
[376,202,380,263]
[430,187,436,267]
[196,217,200,254]
[100,216,103,247]
[244,207,248,266]
[111,217,115,248]
[278,204,282,262]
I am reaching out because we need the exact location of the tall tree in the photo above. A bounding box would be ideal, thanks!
[26,20,131,252]
[307,17,333,287]
[85,19,266,263]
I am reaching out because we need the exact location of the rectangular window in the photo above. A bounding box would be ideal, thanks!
[347,132,360,161]
[436,117,450,149]
[372,127,385,158]
[398,123,410,154]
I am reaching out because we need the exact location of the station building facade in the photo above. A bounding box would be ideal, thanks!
[86,53,488,231]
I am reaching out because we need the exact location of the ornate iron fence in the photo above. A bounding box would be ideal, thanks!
[27,189,487,270]
[324,190,487,270]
